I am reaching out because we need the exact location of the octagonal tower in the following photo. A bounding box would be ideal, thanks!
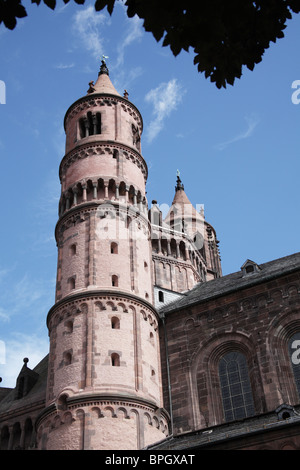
[36,61,169,450]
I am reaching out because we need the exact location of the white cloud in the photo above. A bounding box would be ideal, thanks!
[216,114,260,151]
[54,63,75,70]
[145,79,184,142]
[115,15,144,68]
[72,6,109,59]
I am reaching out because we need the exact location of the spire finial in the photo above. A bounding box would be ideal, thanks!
[175,170,184,191]
[99,55,109,76]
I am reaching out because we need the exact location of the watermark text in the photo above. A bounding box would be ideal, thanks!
[0,80,6,104]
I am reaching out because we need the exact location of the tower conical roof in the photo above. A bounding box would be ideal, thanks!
[164,174,204,235]
[170,175,201,218]
[87,60,121,97]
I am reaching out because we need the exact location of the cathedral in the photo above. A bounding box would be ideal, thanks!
[0,60,300,450]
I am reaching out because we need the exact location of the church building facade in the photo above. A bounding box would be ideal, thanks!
[0,62,300,450]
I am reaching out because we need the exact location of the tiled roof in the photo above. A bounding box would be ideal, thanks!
[161,252,300,315]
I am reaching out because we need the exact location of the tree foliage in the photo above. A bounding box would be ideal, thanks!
[1,0,300,88]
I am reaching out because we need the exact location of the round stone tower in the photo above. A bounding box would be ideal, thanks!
[36,61,169,450]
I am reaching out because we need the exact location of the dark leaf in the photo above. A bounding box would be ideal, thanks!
[15,4,27,18]
[43,0,56,9]
[107,0,115,15]
[94,0,109,12]
[3,15,17,30]
[94,0,114,14]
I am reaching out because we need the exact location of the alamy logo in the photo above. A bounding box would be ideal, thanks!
[0,340,5,364]
[291,80,300,104]
[0,80,6,104]
[291,340,300,365]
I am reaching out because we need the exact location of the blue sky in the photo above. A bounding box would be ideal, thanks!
[0,1,299,387]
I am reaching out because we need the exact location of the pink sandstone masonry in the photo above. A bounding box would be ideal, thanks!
[36,62,169,450]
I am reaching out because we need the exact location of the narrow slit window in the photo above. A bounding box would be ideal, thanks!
[150,332,154,345]
[65,320,73,333]
[111,242,118,254]
[87,111,93,135]
[64,352,72,366]
[111,316,120,329]
[112,275,118,287]
[111,353,120,367]
[69,244,76,256]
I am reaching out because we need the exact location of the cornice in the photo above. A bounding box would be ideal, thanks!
[36,393,170,429]
[59,140,148,181]
[46,288,159,327]
[54,199,151,241]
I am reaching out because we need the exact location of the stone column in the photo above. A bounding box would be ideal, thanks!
[92,114,97,135]
[73,187,78,206]
[104,181,109,199]
[82,183,87,202]
[92,182,98,199]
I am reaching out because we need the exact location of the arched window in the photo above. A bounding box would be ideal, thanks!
[150,332,155,346]
[111,353,120,367]
[69,277,76,290]
[111,316,120,329]
[69,244,76,256]
[65,320,73,334]
[95,112,101,134]
[219,351,255,422]
[288,332,300,398]
[57,394,68,411]
[110,242,118,254]
[111,275,118,287]
[79,117,86,139]
[78,112,101,139]
[87,111,93,136]
[63,351,72,366]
